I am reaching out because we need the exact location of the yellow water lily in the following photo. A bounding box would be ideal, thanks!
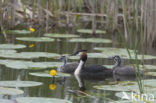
[50,69,57,76]
[29,44,35,48]
[29,27,35,32]
[8,16,12,19]
[49,84,56,90]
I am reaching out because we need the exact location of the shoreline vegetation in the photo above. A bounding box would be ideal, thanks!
[0,0,155,48]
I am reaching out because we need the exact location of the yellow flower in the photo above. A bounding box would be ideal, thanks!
[29,44,35,48]
[29,27,35,32]
[49,84,56,90]
[50,69,57,76]
[8,16,12,19]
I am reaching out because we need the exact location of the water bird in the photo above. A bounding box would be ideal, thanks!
[111,55,143,76]
[73,50,113,90]
[58,56,79,74]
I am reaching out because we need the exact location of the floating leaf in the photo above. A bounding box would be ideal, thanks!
[0,59,62,69]
[94,47,156,60]
[0,87,24,95]
[88,53,110,58]
[77,29,106,34]
[146,72,156,76]
[144,79,156,87]
[0,99,15,103]
[94,47,135,52]
[44,33,79,38]
[29,72,71,78]
[0,44,26,49]
[93,85,138,91]
[0,81,42,87]
[103,65,114,68]
[94,79,156,92]
[115,92,134,101]
[68,56,79,60]
[0,50,17,54]
[139,65,156,70]
[136,55,156,60]
[68,53,114,59]
[69,38,112,43]
[16,37,54,42]
[94,81,138,92]
[7,30,31,35]
[16,97,72,103]
[0,52,60,59]
[109,100,133,103]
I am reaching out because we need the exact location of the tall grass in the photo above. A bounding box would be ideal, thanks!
[116,0,144,94]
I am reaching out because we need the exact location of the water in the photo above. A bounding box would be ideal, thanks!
[0,0,156,102]
[0,26,156,103]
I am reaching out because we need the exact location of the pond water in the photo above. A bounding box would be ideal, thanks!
[0,27,156,103]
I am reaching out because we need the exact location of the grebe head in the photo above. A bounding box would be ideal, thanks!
[72,50,87,62]
[59,56,67,62]
[80,52,87,62]
[59,56,67,66]
[71,50,87,56]
[112,55,121,66]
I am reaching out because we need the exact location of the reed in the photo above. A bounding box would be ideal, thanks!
[116,0,144,94]
[0,0,155,47]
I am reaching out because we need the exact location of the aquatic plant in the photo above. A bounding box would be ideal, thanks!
[50,69,57,76]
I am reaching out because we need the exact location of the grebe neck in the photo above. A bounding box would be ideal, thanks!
[63,58,67,67]
[74,60,85,75]
[74,60,85,88]
[113,60,121,69]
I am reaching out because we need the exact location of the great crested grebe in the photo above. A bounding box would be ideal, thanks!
[73,50,113,89]
[58,56,79,74]
[112,55,143,76]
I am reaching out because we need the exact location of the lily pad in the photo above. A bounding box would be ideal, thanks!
[0,44,26,49]
[93,85,138,92]
[0,99,15,103]
[94,80,156,92]
[0,60,62,69]
[0,52,60,59]
[115,92,134,101]
[16,37,54,42]
[16,97,72,103]
[68,53,115,59]
[94,81,139,92]
[7,30,31,34]
[139,65,156,70]
[94,47,156,60]
[144,79,156,87]
[69,38,112,43]
[146,72,156,76]
[29,72,71,78]
[0,81,42,87]
[0,87,24,95]
[0,50,17,54]
[103,65,114,68]
[44,33,79,38]
[77,29,106,34]
[109,100,133,103]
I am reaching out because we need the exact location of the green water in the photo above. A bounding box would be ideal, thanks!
[0,26,156,103]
